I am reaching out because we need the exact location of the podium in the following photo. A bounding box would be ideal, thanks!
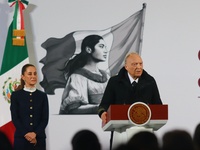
[102,104,168,149]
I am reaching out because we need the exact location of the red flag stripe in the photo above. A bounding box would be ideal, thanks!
[0,121,15,146]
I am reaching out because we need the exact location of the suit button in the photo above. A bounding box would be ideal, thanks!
[30,123,33,126]
[30,107,33,109]
[30,115,33,117]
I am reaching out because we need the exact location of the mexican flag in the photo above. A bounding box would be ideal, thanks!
[0,0,29,145]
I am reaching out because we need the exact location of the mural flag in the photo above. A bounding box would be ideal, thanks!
[40,3,146,95]
[0,0,29,144]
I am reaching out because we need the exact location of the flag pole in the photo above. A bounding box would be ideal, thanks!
[139,3,147,55]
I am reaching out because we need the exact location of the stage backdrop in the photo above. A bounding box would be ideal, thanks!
[1,0,200,150]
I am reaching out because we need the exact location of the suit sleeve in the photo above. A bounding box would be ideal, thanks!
[98,78,115,117]
[34,93,49,136]
[10,92,29,136]
[151,78,163,104]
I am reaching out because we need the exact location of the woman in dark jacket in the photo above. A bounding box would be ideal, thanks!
[10,64,49,150]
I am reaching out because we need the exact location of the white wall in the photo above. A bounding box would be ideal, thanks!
[1,0,200,149]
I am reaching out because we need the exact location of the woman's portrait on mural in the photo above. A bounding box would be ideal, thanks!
[40,33,113,114]
[59,35,110,114]
[39,7,145,115]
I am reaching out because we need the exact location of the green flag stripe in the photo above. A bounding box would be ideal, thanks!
[0,22,28,75]
[13,2,18,30]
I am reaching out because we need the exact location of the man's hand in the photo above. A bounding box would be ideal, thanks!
[101,112,107,124]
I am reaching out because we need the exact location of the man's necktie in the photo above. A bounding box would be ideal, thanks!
[132,81,137,87]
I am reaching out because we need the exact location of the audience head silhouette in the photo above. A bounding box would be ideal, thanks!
[162,129,194,150]
[193,123,200,150]
[0,131,13,150]
[71,129,101,150]
[126,131,160,150]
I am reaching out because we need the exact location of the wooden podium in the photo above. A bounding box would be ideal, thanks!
[102,104,168,149]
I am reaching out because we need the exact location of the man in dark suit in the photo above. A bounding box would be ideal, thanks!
[98,52,162,121]
[98,52,163,149]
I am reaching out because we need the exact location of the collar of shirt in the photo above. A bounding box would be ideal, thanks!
[127,72,138,84]
[24,86,36,92]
